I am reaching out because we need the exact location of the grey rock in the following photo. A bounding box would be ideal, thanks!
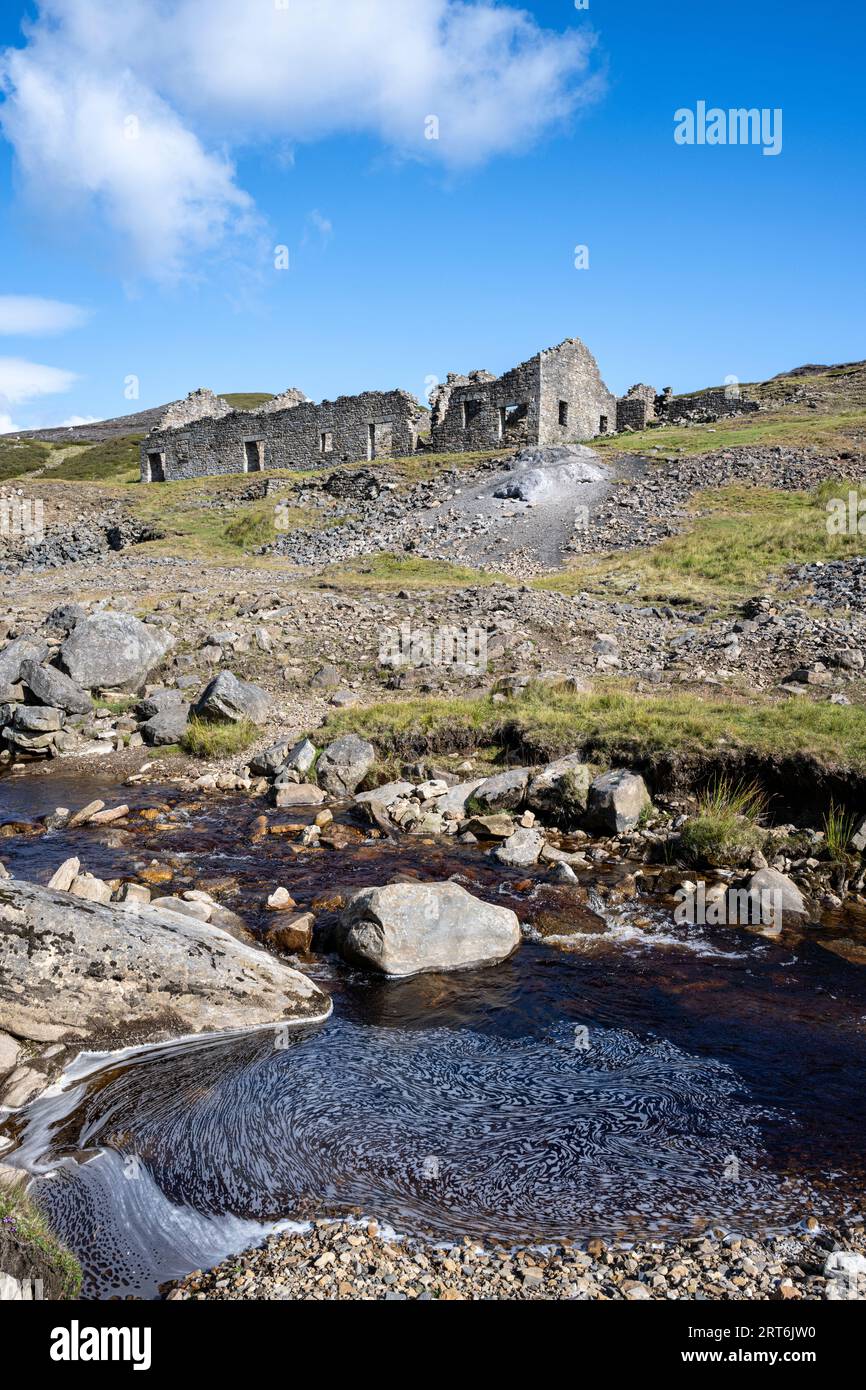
[193,671,271,724]
[335,880,520,976]
[746,867,809,923]
[12,704,63,733]
[355,780,415,808]
[586,770,651,833]
[469,767,530,814]
[317,734,376,796]
[20,660,93,715]
[141,702,190,745]
[527,754,592,824]
[59,612,174,691]
[0,877,332,1046]
[311,663,341,689]
[0,637,50,690]
[493,828,545,867]
[136,687,187,720]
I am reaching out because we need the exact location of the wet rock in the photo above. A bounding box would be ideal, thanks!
[462,813,515,839]
[20,659,93,716]
[249,736,296,778]
[585,770,651,833]
[527,755,593,824]
[193,671,271,725]
[317,734,376,796]
[335,880,521,976]
[265,912,315,954]
[68,799,105,828]
[47,858,81,892]
[272,784,327,808]
[0,877,332,1046]
[494,828,544,867]
[266,887,297,912]
[746,867,809,923]
[469,768,530,814]
[68,873,113,904]
[59,612,174,692]
[355,780,415,808]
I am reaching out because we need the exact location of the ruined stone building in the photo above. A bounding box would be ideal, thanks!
[139,334,756,482]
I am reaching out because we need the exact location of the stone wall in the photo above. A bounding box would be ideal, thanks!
[538,339,617,441]
[141,389,425,482]
[616,382,657,431]
[658,387,759,424]
[428,338,616,452]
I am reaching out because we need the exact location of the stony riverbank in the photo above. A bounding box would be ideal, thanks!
[167,1215,866,1301]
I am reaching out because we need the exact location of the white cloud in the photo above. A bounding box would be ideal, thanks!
[0,413,21,434]
[59,414,99,427]
[0,295,89,335]
[0,0,602,280]
[0,356,77,406]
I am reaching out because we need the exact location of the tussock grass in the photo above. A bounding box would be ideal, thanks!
[181,717,258,758]
[824,803,857,860]
[536,479,866,607]
[0,1178,82,1299]
[319,682,866,770]
[679,775,768,867]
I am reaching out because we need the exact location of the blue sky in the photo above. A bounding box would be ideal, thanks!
[0,0,863,430]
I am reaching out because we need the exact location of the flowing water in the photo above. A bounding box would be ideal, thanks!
[2,772,865,1297]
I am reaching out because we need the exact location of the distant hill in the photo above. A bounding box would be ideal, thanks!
[15,392,276,444]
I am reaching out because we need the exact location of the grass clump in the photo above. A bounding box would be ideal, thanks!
[823,803,857,861]
[0,1178,82,1299]
[679,776,767,868]
[181,716,258,759]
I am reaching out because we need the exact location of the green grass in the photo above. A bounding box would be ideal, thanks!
[318,682,866,770]
[535,479,866,607]
[48,435,144,482]
[317,552,511,590]
[0,436,51,479]
[0,1179,82,1299]
[679,775,768,867]
[181,716,258,758]
[219,392,275,411]
[588,408,866,460]
[824,803,858,860]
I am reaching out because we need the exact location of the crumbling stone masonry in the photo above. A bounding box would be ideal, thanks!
[141,387,427,483]
[428,338,617,452]
[139,335,759,482]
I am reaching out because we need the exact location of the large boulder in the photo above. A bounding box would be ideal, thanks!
[316,734,375,796]
[745,867,809,925]
[20,659,92,716]
[0,638,49,696]
[527,754,592,825]
[141,702,190,746]
[59,613,174,692]
[335,880,520,976]
[468,767,530,814]
[0,877,331,1048]
[493,828,544,867]
[193,671,271,724]
[585,770,651,833]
